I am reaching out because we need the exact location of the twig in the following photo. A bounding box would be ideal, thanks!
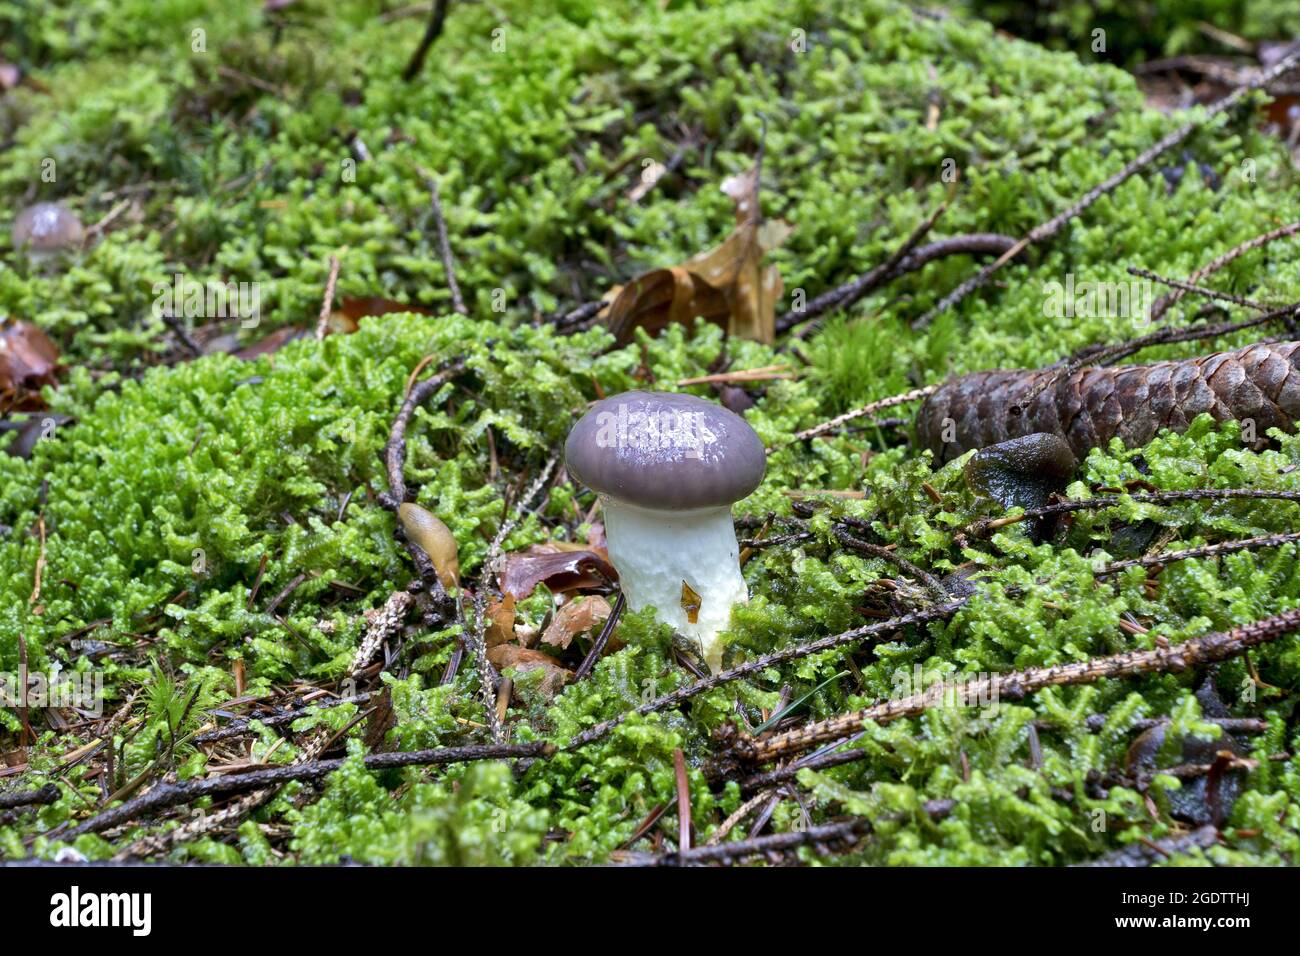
[0,783,59,811]
[16,632,31,746]
[161,314,204,357]
[729,607,1300,765]
[673,748,691,853]
[415,165,467,314]
[263,572,306,617]
[833,527,950,602]
[65,742,553,839]
[1127,266,1277,313]
[625,817,872,866]
[381,357,468,508]
[553,300,605,331]
[314,254,342,340]
[1150,222,1300,320]
[401,0,451,81]
[773,385,936,452]
[86,198,132,237]
[194,692,374,744]
[784,202,948,336]
[28,514,45,608]
[966,487,1300,536]
[706,788,775,845]
[1073,825,1221,867]
[912,47,1300,328]
[573,591,625,681]
[1094,530,1300,577]
[1074,301,1295,369]
[468,454,560,741]
[776,233,1015,335]
[565,600,966,750]
[1091,715,1265,734]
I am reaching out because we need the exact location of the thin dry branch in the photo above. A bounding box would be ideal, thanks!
[415,164,468,314]
[729,607,1300,766]
[66,742,552,839]
[401,0,451,81]
[381,357,468,508]
[314,254,342,341]
[623,816,872,866]
[0,783,59,811]
[1072,825,1221,867]
[573,591,625,681]
[1127,265,1277,313]
[781,201,947,335]
[966,487,1300,537]
[1150,222,1300,321]
[773,385,935,451]
[912,47,1300,328]
[776,233,1016,335]
[564,600,966,750]
[193,692,375,744]
[834,527,949,602]
[1094,530,1300,577]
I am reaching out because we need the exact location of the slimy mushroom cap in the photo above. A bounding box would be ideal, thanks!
[564,390,765,511]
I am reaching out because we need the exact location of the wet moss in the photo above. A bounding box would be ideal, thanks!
[1,0,1299,864]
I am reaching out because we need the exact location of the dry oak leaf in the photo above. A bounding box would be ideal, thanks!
[603,160,792,346]
[487,645,571,700]
[542,595,612,650]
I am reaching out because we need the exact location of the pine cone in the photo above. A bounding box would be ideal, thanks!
[915,341,1300,463]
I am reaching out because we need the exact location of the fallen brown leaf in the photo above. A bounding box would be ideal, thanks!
[501,545,616,600]
[542,595,612,650]
[0,321,60,411]
[336,296,439,321]
[484,594,517,648]
[487,645,571,700]
[680,580,701,624]
[232,326,309,360]
[603,158,791,346]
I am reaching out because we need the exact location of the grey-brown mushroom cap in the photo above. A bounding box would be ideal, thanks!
[13,203,84,252]
[565,390,766,510]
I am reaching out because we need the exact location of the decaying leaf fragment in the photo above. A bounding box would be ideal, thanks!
[680,580,701,625]
[603,158,792,346]
[484,594,517,647]
[542,595,612,650]
[0,321,61,411]
[501,543,616,600]
[486,645,571,700]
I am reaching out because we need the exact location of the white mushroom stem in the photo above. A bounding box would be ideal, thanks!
[600,497,748,673]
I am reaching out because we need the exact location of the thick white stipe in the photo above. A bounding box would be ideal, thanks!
[601,497,747,673]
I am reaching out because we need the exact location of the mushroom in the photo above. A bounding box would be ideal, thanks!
[12,202,84,258]
[564,390,766,672]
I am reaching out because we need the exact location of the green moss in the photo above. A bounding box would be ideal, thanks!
[2,0,1300,865]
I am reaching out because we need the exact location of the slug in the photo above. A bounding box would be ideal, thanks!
[915,341,1300,463]
[397,503,460,590]
[963,433,1076,511]
[963,433,1076,538]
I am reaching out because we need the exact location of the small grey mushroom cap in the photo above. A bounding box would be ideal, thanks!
[565,390,766,510]
[13,203,84,252]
